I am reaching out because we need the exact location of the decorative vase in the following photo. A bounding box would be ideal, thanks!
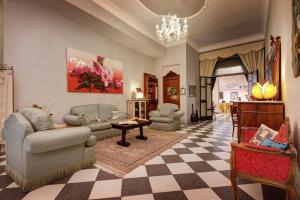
[191,104,196,123]
[195,109,199,122]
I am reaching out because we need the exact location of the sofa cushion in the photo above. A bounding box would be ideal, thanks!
[24,126,91,154]
[21,108,54,131]
[97,104,118,119]
[87,122,112,131]
[150,116,173,123]
[158,103,179,116]
[71,104,99,122]
[249,124,278,145]
[63,114,85,126]
[85,135,97,147]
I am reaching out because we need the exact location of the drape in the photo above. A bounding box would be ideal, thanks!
[0,70,13,140]
[239,49,265,81]
[200,58,218,77]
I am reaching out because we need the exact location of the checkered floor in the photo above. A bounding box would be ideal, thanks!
[0,119,287,200]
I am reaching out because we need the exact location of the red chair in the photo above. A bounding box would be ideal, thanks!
[230,119,297,200]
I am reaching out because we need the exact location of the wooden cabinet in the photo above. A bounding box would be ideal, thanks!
[127,99,147,119]
[144,73,158,118]
[163,71,180,107]
[237,101,285,134]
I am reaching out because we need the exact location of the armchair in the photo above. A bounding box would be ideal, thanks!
[148,103,184,131]
[230,119,297,200]
[3,108,95,191]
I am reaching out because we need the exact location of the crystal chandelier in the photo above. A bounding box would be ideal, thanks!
[156,14,188,42]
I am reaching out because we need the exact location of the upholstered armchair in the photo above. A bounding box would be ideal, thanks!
[148,103,184,131]
[2,108,96,191]
[230,120,297,200]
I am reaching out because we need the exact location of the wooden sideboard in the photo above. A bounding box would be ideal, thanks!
[237,101,285,135]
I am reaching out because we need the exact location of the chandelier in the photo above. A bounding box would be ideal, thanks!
[155,14,188,42]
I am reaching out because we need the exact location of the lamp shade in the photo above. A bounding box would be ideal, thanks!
[252,81,277,100]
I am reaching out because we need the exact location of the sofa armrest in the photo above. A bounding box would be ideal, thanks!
[149,110,160,117]
[64,114,84,126]
[24,127,91,154]
[118,112,128,119]
[171,111,184,119]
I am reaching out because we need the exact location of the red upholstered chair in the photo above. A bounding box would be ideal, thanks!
[230,119,297,200]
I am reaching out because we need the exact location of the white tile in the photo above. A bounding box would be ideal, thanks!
[0,160,6,165]
[176,130,188,134]
[124,165,147,178]
[160,149,177,156]
[189,147,209,154]
[172,143,186,149]
[6,182,18,188]
[206,160,230,171]
[197,172,231,187]
[196,142,214,147]
[68,168,99,183]
[149,175,181,193]
[122,194,154,200]
[239,183,263,200]
[23,184,64,200]
[191,132,203,136]
[89,179,122,199]
[213,152,231,160]
[184,188,221,200]
[180,139,194,143]
[187,135,200,139]
[145,156,165,165]
[179,154,203,162]
[202,138,218,142]
[167,163,194,174]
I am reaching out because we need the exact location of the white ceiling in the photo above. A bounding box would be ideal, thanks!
[66,0,269,57]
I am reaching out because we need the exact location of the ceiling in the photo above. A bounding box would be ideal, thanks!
[66,0,269,57]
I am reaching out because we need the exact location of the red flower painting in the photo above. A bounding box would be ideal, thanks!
[67,48,123,94]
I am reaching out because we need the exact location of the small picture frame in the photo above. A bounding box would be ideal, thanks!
[189,85,196,97]
[180,87,186,95]
[230,92,238,100]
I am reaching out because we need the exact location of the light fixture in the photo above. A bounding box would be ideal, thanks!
[135,88,144,99]
[156,14,188,42]
[252,81,277,100]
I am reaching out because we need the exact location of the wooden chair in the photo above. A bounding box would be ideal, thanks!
[230,103,238,137]
[230,118,297,200]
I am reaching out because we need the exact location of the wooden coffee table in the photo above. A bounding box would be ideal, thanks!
[111,120,151,147]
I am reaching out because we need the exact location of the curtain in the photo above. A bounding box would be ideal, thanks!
[239,48,265,81]
[200,58,218,77]
[0,70,13,140]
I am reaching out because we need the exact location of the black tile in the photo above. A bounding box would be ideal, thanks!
[203,146,225,152]
[187,161,215,172]
[96,170,120,181]
[0,188,27,200]
[212,186,255,200]
[0,175,13,189]
[197,153,222,161]
[55,182,94,200]
[174,148,193,154]
[161,155,184,163]
[145,164,171,176]
[219,171,254,185]
[0,165,5,174]
[261,184,286,200]
[174,173,209,190]
[121,177,152,196]
[182,143,199,148]
[154,191,188,200]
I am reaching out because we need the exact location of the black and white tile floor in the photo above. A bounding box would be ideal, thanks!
[0,119,287,200]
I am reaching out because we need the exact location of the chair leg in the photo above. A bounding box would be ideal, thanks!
[232,123,235,137]
[230,171,238,200]
[286,186,296,200]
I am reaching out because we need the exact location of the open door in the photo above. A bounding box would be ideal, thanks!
[200,76,215,120]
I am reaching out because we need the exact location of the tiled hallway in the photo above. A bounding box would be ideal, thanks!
[0,119,287,200]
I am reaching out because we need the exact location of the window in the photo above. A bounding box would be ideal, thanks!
[215,65,244,76]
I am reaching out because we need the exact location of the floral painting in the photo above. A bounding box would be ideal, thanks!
[67,48,123,93]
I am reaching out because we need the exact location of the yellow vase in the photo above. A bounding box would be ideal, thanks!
[263,82,277,99]
[252,83,264,99]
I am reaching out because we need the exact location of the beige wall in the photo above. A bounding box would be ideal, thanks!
[266,0,300,162]
[0,0,3,63]
[3,0,155,122]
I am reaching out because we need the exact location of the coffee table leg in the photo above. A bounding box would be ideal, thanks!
[117,129,130,147]
[136,126,148,140]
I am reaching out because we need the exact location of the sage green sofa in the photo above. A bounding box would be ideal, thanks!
[2,108,95,192]
[64,103,128,140]
[149,103,184,131]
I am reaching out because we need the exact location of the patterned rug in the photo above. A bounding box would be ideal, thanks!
[95,129,187,175]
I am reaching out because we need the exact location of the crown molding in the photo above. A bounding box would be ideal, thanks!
[198,33,265,53]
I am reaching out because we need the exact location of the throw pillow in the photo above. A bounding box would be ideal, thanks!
[112,111,119,119]
[260,139,289,150]
[273,123,288,144]
[249,124,278,145]
[21,108,54,131]
[96,116,107,123]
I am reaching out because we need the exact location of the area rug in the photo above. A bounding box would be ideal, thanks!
[95,129,187,176]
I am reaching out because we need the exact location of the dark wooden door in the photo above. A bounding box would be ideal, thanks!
[163,71,180,107]
[200,76,214,120]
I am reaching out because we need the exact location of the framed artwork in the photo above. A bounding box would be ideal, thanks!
[292,0,300,77]
[67,48,123,93]
[230,92,238,100]
[218,92,224,100]
[189,85,196,97]
[180,87,186,95]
